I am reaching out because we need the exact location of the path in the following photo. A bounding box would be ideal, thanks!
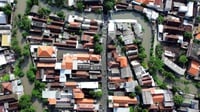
[14,0,43,111]
[111,11,152,62]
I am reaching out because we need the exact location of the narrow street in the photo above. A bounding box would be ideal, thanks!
[100,20,108,112]
[14,0,43,111]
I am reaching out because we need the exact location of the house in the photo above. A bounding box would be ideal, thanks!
[1,82,12,95]
[131,61,155,86]
[30,5,39,16]
[108,96,138,108]
[0,0,13,8]
[37,46,57,58]
[142,88,174,111]
[1,34,11,47]
[187,60,200,80]
[187,42,200,63]
[163,56,186,76]
[0,12,7,25]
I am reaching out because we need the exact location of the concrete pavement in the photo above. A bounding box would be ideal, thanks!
[100,21,108,112]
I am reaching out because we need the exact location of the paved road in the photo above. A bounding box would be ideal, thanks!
[14,0,43,111]
[100,21,108,112]
[111,11,153,62]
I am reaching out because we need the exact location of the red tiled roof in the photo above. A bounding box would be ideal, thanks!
[2,82,12,92]
[37,46,54,57]
[188,61,200,76]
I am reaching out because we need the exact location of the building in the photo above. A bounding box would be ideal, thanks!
[142,88,174,111]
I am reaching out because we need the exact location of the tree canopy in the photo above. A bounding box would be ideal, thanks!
[148,56,164,73]
[38,7,51,17]
[2,4,12,15]
[173,94,184,106]
[19,95,32,109]
[104,1,114,11]
[184,32,193,39]
[76,1,84,12]
[178,55,188,65]
[94,43,103,54]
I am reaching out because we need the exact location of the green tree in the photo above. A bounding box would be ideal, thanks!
[38,7,51,17]
[173,94,184,106]
[129,92,136,98]
[178,55,188,66]
[76,1,84,12]
[157,15,164,24]
[20,106,35,112]
[14,66,24,77]
[184,32,193,39]
[163,71,175,81]
[22,44,30,57]
[56,11,65,19]
[2,74,10,81]
[22,31,29,38]
[19,95,32,109]
[55,0,64,7]
[129,106,134,112]
[94,43,103,54]
[27,70,35,82]
[104,1,114,11]
[148,56,164,73]
[196,16,200,23]
[155,44,163,59]
[94,34,100,42]
[32,89,40,98]
[135,86,142,95]
[142,109,148,112]
[2,4,12,15]
[18,16,31,31]
[89,90,102,99]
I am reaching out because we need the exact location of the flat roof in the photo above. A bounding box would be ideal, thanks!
[1,34,11,46]
[78,82,98,89]
[42,90,57,98]
[114,108,130,112]
[163,56,186,76]
[0,54,7,66]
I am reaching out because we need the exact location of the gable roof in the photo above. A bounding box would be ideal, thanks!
[73,88,84,99]
[2,82,12,92]
[37,46,54,57]
[116,56,128,68]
